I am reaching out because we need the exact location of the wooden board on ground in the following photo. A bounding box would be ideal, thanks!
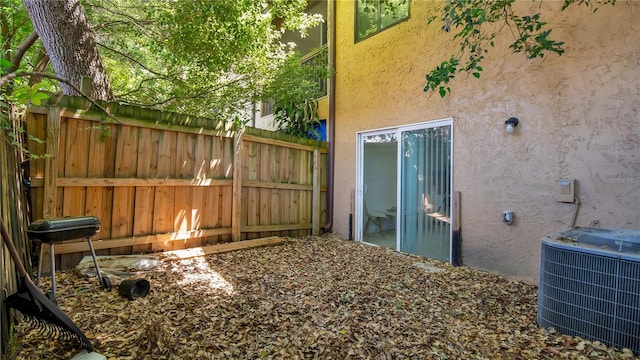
[160,236,288,260]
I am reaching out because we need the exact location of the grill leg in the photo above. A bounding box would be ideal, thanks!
[36,243,44,287]
[49,243,57,302]
[86,237,104,286]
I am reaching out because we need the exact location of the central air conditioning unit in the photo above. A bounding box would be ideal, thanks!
[538,227,640,354]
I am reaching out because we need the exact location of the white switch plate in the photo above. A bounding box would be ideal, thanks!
[557,179,575,203]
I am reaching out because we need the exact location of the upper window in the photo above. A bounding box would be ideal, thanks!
[281,1,327,55]
[355,0,410,42]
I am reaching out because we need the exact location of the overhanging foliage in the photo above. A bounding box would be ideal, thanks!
[424,0,616,97]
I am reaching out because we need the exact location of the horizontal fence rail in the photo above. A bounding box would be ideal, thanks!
[26,98,327,269]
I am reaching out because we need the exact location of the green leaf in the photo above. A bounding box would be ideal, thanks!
[423,0,610,97]
[30,92,50,106]
[0,58,13,71]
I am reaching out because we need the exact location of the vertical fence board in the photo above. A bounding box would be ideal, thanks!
[29,188,43,222]
[173,132,195,250]
[61,118,90,218]
[300,148,307,236]
[154,130,177,251]
[85,123,117,258]
[40,109,61,272]
[207,136,223,240]
[153,187,174,251]
[300,149,309,235]
[54,116,66,219]
[110,125,138,255]
[305,150,313,235]
[79,123,107,261]
[202,186,219,243]
[259,143,271,238]
[280,147,292,236]
[25,112,47,177]
[290,149,301,237]
[26,112,47,221]
[268,145,280,234]
[43,107,61,219]
[189,134,207,247]
[221,185,232,242]
[223,136,234,179]
[201,135,220,243]
[312,149,320,235]
[246,141,259,239]
[133,127,158,253]
[210,136,223,178]
[85,124,117,185]
[231,132,243,241]
[221,137,233,242]
[56,118,89,269]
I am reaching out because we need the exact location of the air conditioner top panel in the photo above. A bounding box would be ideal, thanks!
[543,227,640,257]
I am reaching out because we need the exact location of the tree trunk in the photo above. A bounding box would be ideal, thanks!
[23,0,113,101]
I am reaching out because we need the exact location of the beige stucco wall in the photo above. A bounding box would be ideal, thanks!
[332,1,640,283]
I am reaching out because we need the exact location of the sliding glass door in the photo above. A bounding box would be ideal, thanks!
[400,123,452,261]
[357,119,453,262]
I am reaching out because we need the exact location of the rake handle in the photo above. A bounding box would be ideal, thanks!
[1,216,96,352]
[0,216,30,278]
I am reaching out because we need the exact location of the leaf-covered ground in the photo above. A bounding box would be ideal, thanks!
[8,234,639,359]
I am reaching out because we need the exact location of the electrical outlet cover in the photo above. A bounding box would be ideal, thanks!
[557,179,575,203]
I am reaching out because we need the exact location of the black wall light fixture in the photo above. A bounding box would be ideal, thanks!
[505,117,519,134]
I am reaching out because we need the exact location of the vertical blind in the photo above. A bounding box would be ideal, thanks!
[401,125,451,261]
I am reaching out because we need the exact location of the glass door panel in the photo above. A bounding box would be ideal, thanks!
[400,125,451,261]
[360,132,397,249]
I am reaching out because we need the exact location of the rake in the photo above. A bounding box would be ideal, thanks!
[1,216,94,351]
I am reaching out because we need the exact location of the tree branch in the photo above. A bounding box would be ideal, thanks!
[7,31,39,73]
[120,76,247,108]
[85,1,161,37]
[1,71,119,123]
[97,42,173,79]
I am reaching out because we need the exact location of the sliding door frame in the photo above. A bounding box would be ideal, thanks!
[356,118,454,262]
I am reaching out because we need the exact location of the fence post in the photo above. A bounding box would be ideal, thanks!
[43,106,60,220]
[312,149,320,235]
[231,129,244,241]
[39,106,61,276]
[80,76,93,97]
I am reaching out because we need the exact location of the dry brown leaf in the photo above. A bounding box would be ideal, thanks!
[8,234,640,360]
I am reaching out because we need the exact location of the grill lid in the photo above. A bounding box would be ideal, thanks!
[27,216,100,243]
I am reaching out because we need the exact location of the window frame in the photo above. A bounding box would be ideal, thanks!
[354,0,410,43]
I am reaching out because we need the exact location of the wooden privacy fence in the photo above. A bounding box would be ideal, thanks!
[26,97,327,269]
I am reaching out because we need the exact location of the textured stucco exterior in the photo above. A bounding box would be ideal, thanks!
[332,1,640,283]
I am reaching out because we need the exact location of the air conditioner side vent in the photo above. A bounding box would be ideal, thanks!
[538,228,640,354]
